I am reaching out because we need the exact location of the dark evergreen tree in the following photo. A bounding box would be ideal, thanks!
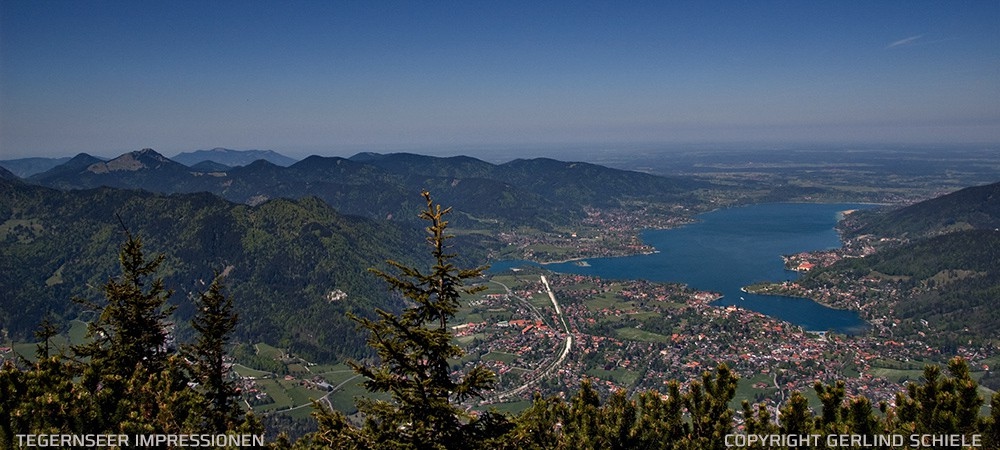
[496,366,735,450]
[116,356,203,437]
[186,274,242,433]
[71,226,177,430]
[814,380,847,434]
[0,337,101,447]
[74,227,175,381]
[0,361,21,448]
[631,383,687,449]
[741,400,780,449]
[498,393,568,450]
[33,314,59,360]
[308,191,504,449]
[0,224,268,445]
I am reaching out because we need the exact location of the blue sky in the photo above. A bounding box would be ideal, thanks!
[1,1,998,159]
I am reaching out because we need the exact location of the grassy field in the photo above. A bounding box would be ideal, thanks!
[472,283,507,296]
[461,312,484,324]
[281,405,317,421]
[255,342,284,359]
[869,367,927,384]
[629,311,662,321]
[526,244,577,259]
[730,373,779,409]
[311,363,354,377]
[255,379,294,412]
[287,363,309,376]
[280,378,322,406]
[586,367,641,388]
[482,351,520,364]
[478,399,533,415]
[6,319,92,363]
[0,218,44,243]
[232,364,271,378]
[530,293,551,308]
[67,320,88,343]
[45,263,66,286]
[253,378,325,413]
[327,379,374,414]
[615,327,670,344]
[585,295,627,311]
[455,333,485,346]
[489,275,521,286]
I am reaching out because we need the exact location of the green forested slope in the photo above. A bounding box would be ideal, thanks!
[0,178,430,362]
[806,229,1000,347]
[846,181,1000,239]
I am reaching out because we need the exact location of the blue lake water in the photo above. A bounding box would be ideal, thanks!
[490,203,873,334]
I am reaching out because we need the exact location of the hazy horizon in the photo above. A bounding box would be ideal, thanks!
[5,141,1000,169]
[2,2,999,160]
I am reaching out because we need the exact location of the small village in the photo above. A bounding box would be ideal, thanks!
[447,269,995,417]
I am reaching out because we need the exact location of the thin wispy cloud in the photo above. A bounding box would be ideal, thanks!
[885,35,923,49]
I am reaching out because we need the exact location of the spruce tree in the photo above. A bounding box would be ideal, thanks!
[33,314,59,360]
[72,227,176,428]
[311,191,501,449]
[186,274,241,433]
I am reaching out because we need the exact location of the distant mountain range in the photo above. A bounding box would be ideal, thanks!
[0,148,297,178]
[0,156,75,178]
[171,147,298,167]
[0,165,19,181]
[23,148,706,230]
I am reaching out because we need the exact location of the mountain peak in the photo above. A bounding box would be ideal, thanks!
[86,148,175,173]
[27,153,105,181]
[173,148,297,167]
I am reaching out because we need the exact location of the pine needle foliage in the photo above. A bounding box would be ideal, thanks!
[71,225,176,429]
[74,226,175,383]
[315,191,500,450]
[185,274,242,433]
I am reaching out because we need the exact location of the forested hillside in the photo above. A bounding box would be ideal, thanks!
[0,178,439,362]
[805,230,1000,347]
[844,181,1000,239]
[798,182,1000,349]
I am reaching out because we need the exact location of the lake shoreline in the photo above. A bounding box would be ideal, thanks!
[493,202,875,334]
